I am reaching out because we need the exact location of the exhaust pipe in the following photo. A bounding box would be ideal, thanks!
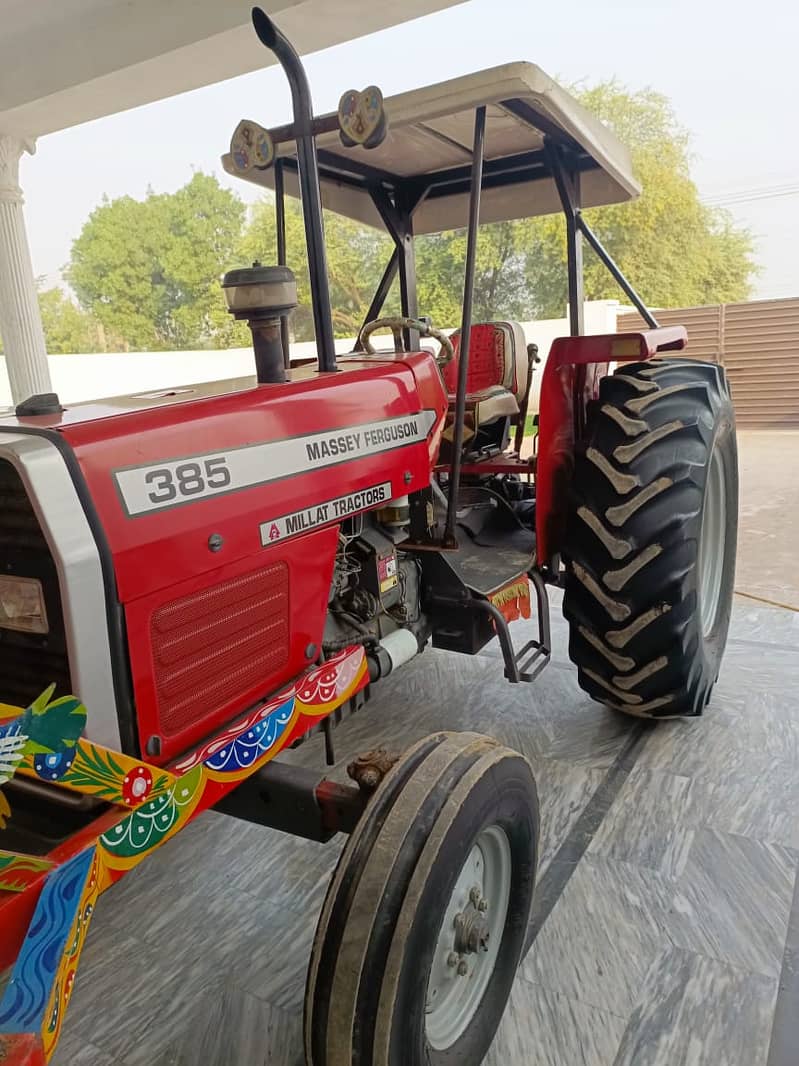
[250,7,337,372]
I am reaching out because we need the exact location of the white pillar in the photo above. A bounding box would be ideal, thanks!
[0,134,51,404]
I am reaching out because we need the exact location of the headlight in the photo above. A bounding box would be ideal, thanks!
[0,575,49,634]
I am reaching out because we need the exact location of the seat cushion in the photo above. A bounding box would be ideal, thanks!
[444,321,529,404]
[472,386,520,425]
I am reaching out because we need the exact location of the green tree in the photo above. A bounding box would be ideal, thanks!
[67,173,248,350]
[515,83,756,317]
[241,196,392,339]
[240,199,533,340]
[408,85,756,324]
[37,287,106,353]
[241,83,753,336]
[415,223,533,327]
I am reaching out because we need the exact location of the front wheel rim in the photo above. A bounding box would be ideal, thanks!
[698,445,727,636]
[425,825,512,1051]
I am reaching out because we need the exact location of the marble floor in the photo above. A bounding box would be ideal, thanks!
[47,590,799,1066]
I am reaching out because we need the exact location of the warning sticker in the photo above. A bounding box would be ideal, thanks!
[378,553,398,594]
[260,481,392,546]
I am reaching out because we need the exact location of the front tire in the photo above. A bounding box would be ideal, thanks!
[304,731,539,1066]
[562,358,738,718]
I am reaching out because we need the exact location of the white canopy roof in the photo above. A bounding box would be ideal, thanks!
[0,0,463,138]
[223,62,640,234]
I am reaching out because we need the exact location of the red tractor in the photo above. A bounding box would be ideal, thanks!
[0,9,737,1066]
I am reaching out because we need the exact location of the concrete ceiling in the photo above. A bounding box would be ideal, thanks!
[0,0,465,138]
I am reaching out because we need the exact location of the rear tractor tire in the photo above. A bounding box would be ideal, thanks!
[563,358,738,718]
[304,731,539,1066]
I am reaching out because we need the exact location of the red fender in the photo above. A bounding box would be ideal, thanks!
[535,327,687,564]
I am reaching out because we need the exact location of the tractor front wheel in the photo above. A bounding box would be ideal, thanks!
[563,358,738,718]
[304,731,539,1066]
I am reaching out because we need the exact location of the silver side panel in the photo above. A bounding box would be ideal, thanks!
[0,432,122,749]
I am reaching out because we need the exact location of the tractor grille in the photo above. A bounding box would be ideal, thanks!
[0,459,71,708]
[150,562,290,737]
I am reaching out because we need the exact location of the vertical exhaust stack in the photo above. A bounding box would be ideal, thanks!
[222,262,297,383]
[250,7,337,372]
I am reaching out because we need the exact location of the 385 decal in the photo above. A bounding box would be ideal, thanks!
[112,410,437,517]
[144,458,231,504]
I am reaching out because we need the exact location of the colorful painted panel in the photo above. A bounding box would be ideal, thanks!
[174,647,367,774]
[0,789,12,829]
[0,854,54,894]
[41,852,100,1059]
[0,687,87,795]
[2,689,177,833]
[0,849,95,1033]
[98,764,204,879]
[48,742,176,805]
[0,644,370,1064]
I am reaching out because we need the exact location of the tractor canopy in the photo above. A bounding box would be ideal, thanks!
[222,62,640,234]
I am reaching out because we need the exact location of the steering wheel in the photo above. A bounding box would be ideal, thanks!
[359,317,455,368]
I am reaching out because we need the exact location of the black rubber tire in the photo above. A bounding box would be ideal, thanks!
[304,731,539,1066]
[562,358,738,718]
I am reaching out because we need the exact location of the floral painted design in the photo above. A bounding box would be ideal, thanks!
[120,765,153,806]
[99,764,204,862]
[204,697,295,773]
[297,663,341,705]
[33,747,77,782]
[65,743,171,805]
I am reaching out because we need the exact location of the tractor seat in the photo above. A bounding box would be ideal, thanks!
[442,321,529,428]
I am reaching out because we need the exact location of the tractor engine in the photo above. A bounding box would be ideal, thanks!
[325,504,428,679]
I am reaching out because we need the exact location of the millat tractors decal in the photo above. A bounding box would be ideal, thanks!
[260,480,392,545]
[112,410,437,516]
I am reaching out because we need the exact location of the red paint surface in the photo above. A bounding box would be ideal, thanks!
[58,355,447,604]
[124,526,339,760]
[47,353,446,758]
[0,1033,46,1066]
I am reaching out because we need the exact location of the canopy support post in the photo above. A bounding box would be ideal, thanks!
[576,215,659,328]
[546,140,584,336]
[443,105,486,548]
[370,186,425,350]
[395,187,419,349]
[355,248,400,350]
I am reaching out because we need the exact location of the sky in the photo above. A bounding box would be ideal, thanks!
[19,0,799,302]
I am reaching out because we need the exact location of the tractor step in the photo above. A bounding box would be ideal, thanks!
[426,570,551,683]
[490,569,551,683]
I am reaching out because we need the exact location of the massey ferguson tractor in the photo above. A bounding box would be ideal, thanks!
[0,8,737,1066]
